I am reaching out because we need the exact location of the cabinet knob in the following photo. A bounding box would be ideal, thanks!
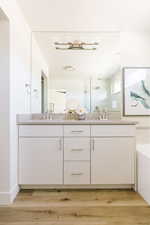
[92,139,95,151]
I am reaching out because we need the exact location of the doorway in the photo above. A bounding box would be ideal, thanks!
[41,71,48,113]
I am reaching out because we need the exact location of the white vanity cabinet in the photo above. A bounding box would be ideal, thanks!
[91,125,136,185]
[18,123,136,188]
[19,125,63,185]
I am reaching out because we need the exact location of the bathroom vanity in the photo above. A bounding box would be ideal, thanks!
[17,118,137,189]
[19,32,135,189]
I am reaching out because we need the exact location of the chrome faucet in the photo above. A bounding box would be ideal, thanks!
[49,103,54,120]
[98,109,109,120]
[40,112,49,120]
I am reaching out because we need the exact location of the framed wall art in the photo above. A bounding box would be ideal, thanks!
[123,67,150,116]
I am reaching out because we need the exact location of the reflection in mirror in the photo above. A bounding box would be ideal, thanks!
[31,32,121,114]
[49,78,90,113]
[91,71,121,112]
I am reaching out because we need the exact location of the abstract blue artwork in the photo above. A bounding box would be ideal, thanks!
[123,67,150,116]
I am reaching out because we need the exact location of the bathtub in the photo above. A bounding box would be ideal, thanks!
[137,144,150,204]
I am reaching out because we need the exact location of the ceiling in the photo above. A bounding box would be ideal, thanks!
[17,0,150,31]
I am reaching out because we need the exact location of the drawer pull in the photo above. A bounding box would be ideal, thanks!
[71,149,83,152]
[71,130,84,133]
[92,139,95,151]
[71,173,83,176]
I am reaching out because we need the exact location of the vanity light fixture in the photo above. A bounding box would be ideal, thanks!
[56,89,67,94]
[54,40,99,50]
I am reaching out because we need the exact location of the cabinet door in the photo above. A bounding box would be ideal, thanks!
[91,138,135,185]
[19,138,63,185]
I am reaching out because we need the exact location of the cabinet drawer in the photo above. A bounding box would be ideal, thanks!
[64,125,90,137]
[19,125,63,137]
[91,125,135,137]
[64,138,90,160]
[64,161,90,185]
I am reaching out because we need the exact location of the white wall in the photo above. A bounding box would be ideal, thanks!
[31,36,48,113]
[121,32,150,144]
[0,16,10,198]
[0,0,32,204]
[0,0,49,204]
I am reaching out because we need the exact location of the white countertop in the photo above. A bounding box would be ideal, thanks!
[17,119,137,125]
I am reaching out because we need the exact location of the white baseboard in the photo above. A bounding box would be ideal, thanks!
[10,185,19,203]
[0,185,19,205]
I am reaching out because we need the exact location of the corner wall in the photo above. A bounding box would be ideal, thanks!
[0,0,49,204]
[0,0,32,204]
[0,12,10,204]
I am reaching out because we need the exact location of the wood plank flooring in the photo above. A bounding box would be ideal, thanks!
[0,189,150,225]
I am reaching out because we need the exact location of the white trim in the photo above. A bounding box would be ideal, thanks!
[0,185,19,205]
[10,185,19,203]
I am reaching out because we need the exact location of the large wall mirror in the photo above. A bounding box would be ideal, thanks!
[31,32,121,114]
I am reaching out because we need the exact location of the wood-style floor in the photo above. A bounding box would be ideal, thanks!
[0,189,150,225]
